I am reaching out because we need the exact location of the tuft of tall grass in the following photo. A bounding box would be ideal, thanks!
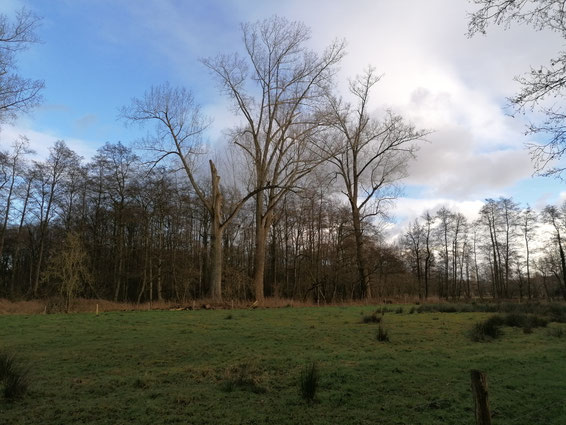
[546,327,565,338]
[299,362,319,403]
[417,302,566,323]
[0,352,29,400]
[361,312,381,324]
[221,363,266,394]
[470,316,503,342]
[376,323,390,342]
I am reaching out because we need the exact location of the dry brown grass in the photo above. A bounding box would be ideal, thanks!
[0,299,46,315]
[0,295,429,315]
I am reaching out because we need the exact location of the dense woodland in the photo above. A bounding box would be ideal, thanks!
[1,11,566,305]
[1,137,566,304]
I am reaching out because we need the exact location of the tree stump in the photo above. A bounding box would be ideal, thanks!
[470,370,492,425]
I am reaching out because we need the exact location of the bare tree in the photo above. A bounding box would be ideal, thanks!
[44,231,93,313]
[31,141,81,296]
[435,207,453,298]
[0,136,32,260]
[92,142,139,301]
[404,218,425,298]
[520,205,538,299]
[123,84,267,301]
[542,203,566,299]
[325,68,425,298]
[480,199,504,298]
[0,8,44,123]
[468,0,566,177]
[422,211,435,299]
[202,16,346,301]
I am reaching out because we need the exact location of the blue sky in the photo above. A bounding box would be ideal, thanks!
[2,0,566,233]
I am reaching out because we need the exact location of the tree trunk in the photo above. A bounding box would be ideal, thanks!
[253,206,267,302]
[208,160,224,302]
[0,166,16,261]
[209,222,223,301]
[352,206,371,299]
[33,222,47,296]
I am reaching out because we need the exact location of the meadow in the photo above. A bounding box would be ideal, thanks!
[0,304,565,425]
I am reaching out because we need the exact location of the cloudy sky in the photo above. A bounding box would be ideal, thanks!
[2,0,566,236]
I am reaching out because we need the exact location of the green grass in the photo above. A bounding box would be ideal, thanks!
[0,306,565,424]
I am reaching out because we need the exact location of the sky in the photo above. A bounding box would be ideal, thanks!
[2,0,566,238]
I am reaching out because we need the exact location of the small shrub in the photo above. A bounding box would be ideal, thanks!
[437,304,458,313]
[409,306,416,314]
[0,352,29,400]
[376,323,390,342]
[504,313,548,330]
[485,315,505,327]
[4,371,29,399]
[221,363,266,394]
[470,316,503,342]
[395,307,403,314]
[225,314,233,320]
[299,362,319,403]
[361,313,381,324]
[526,315,548,328]
[133,377,148,389]
[547,327,565,338]
[504,313,527,327]
[523,325,533,334]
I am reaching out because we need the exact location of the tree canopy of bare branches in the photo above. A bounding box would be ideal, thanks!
[202,16,346,300]
[0,8,44,123]
[468,0,566,178]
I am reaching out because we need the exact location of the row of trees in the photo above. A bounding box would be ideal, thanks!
[2,135,566,303]
[0,13,422,303]
[0,136,412,303]
[2,8,566,304]
[402,199,566,301]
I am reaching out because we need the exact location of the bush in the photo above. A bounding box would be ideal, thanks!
[376,323,390,342]
[526,315,549,328]
[470,316,503,342]
[395,307,404,314]
[221,363,266,394]
[299,362,319,403]
[504,313,527,327]
[0,352,29,400]
[133,377,148,389]
[504,313,548,329]
[547,327,565,338]
[361,313,381,324]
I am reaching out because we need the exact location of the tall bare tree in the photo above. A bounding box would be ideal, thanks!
[31,141,81,296]
[325,68,425,298]
[468,0,566,177]
[542,203,566,299]
[123,84,266,301]
[0,136,32,261]
[0,8,44,123]
[202,16,346,301]
[520,205,538,299]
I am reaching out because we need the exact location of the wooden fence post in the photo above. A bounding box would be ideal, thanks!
[470,370,492,425]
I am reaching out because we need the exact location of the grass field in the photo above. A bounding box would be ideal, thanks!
[0,305,565,425]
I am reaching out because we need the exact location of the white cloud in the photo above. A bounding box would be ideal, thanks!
[0,123,97,161]
[386,197,485,243]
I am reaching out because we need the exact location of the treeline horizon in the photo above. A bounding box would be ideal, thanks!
[1,138,566,305]
[1,14,566,306]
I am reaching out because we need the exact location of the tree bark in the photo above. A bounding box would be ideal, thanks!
[209,161,223,302]
[470,370,492,425]
[352,205,371,299]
